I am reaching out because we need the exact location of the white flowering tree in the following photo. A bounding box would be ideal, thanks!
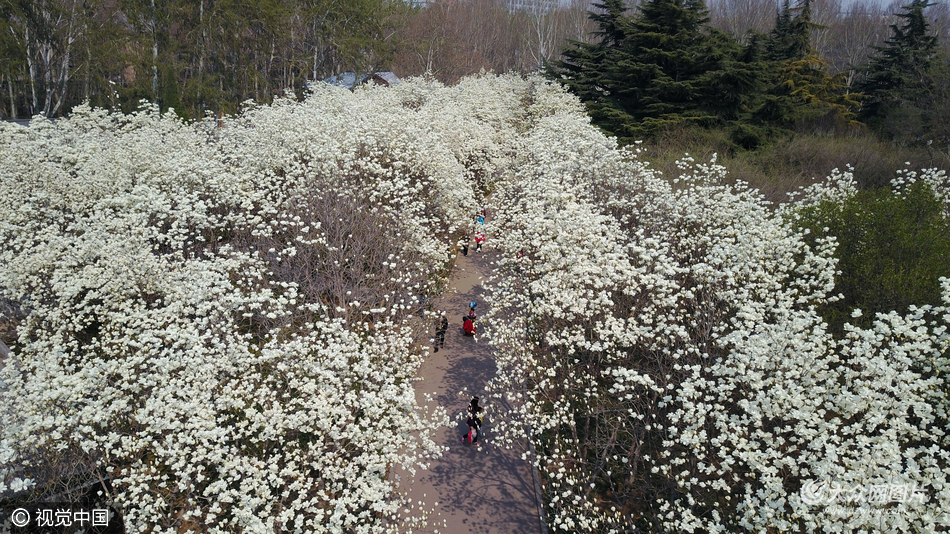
[0,75,529,532]
[479,81,950,532]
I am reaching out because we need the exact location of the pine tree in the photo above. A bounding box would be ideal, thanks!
[765,0,794,61]
[765,0,819,62]
[549,0,757,141]
[856,0,938,123]
[548,0,631,122]
[627,0,763,137]
[755,0,860,130]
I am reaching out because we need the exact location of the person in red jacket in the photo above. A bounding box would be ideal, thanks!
[474,232,485,252]
[463,316,476,335]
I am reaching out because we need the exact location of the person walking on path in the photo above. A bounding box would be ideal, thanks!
[434,313,448,352]
[468,396,483,425]
[474,232,485,252]
[464,396,484,444]
[434,312,449,352]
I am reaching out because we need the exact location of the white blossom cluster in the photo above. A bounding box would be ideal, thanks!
[475,81,950,531]
[891,166,950,218]
[0,76,527,532]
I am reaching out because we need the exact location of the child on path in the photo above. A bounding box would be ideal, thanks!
[462,316,476,336]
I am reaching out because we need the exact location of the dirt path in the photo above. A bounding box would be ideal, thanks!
[396,247,542,534]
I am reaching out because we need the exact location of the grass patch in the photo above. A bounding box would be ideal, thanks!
[638,126,950,202]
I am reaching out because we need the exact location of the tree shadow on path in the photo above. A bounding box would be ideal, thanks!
[398,250,540,534]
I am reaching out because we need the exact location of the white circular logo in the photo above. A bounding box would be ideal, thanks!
[10,508,30,527]
[801,480,831,505]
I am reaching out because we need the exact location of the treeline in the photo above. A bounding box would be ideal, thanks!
[0,0,595,119]
[550,0,950,147]
[0,0,413,118]
[2,0,949,131]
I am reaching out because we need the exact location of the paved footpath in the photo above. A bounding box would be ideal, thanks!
[396,249,542,534]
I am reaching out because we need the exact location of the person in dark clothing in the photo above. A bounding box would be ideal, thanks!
[434,313,448,352]
[468,396,483,422]
[464,396,484,444]
[438,313,449,350]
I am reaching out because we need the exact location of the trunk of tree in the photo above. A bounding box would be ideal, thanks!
[198,0,205,107]
[42,39,54,116]
[312,39,320,80]
[49,0,79,117]
[83,39,90,102]
[5,75,16,119]
[268,41,274,86]
[151,0,158,104]
[287,18,295,88]
[25,26,38,116]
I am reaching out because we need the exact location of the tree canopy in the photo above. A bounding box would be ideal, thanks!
[549,0,867,143]
[549,0,761,141]
[856,0,943,142]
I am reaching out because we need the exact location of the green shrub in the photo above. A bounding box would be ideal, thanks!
[795,182,950,333]
[729,123,766,150]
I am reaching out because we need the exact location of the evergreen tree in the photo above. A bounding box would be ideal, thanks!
[549,0,757,141]
[764,0,794,61]
[755,0,860,130]
[548,0,630,119]
[765,0,816,62]
[856,0,938,126]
